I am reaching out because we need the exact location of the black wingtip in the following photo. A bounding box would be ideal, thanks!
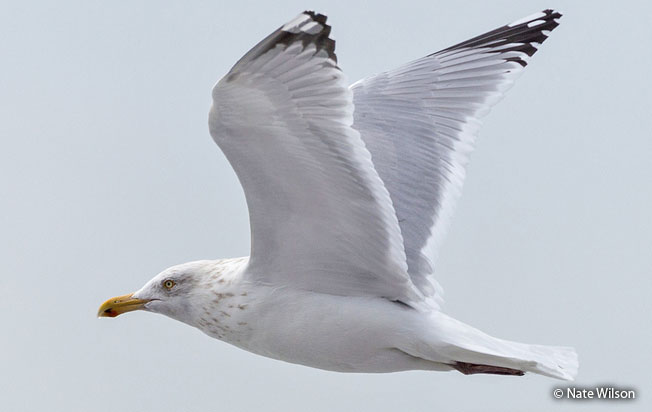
[543,9,563,19]
[230,11,338,74]
[303,10,328,24]
[278,11,336,63]
[436,9,563,66]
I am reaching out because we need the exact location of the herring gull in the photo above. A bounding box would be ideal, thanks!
[98,10,577,380]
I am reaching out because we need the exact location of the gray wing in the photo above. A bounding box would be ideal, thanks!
[209,12,425,306]
[351,10,562,302]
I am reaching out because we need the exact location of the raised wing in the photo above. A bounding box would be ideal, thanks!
[351,10,562,299]
[209,12,424,305]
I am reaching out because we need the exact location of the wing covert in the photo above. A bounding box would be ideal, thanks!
[351,10,562,300]
[209,12,425,306]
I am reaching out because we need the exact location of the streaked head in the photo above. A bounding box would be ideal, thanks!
[97,260,216,324]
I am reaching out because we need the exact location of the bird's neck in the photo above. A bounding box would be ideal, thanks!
[188,257,256,344]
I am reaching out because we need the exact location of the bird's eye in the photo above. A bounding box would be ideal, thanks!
[163,279,176,290]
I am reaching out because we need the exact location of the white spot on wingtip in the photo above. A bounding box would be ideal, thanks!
[527,19,546,28]
[508,11,546,27]
[281,13,323,35]
[302,21,322,34]
[281,14,311,33]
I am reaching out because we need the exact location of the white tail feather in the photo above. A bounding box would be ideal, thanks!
[418,312,578,380]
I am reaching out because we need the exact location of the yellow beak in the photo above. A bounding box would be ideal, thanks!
[97,293,150,318]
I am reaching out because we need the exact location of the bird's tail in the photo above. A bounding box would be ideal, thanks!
[412,312,578,380]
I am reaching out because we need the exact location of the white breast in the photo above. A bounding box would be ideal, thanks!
[206,284,435,373]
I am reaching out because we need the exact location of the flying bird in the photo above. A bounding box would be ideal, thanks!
[99,10,577,380]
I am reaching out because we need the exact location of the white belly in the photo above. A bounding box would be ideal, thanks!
[200,285,446,373]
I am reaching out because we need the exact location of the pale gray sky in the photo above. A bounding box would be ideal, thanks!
[1,1,650,411]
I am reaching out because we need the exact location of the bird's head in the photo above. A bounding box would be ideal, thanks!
[97,260,217,325]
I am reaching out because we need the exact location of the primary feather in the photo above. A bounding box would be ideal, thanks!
[351,10,562,302]
[209,11,424,306]
[100,10,577,381]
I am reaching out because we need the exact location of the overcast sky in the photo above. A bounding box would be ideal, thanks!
[1,0,650,411]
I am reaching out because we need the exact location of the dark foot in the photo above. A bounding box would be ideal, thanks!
[453,361,525,376]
